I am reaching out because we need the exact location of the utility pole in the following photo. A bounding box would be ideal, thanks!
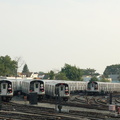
[55,87,58,112]
[55,87,62,113]
[58,89,62,113]
[0,96,2,110]
[109,92,112,104]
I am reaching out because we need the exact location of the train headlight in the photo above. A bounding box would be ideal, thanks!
[8,91,12,93]
[40,89,44,92]
[30,90,32,92]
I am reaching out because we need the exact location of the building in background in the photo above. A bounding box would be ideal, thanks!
[108,74,120,83]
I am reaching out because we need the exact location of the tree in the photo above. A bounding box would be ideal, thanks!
[99,75,110,82]
[22,64,29,74]
[82,68,99,76]
[89,77,98,82]
[0,55,17,76]
[38,71,45,75]
[43,73,49,79]
[100,79,110,82]
[48,70,55,79]
[61,63,83,81]
[55,72,68,80]
[103,64,120,77]
[14,57,24,77]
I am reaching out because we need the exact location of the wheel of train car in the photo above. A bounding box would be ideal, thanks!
[100,90,105,95]
[2,97,11,102]
[38,96,43,101]
[45,95,50,99]
[18,91,21,96]
[6,98,11,102]
[63,98,68,101]
[2,97,6,102]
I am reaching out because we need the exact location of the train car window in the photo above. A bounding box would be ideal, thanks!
[36,84,38,88]
[8,84,11,88]
[3,84,6,89]
[61,86,63,91]
[41,84,43,87]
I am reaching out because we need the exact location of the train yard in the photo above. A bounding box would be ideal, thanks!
[40,93,120,110]
[0,100,95,120]
[0,93,120,120]
[1,78,120,119]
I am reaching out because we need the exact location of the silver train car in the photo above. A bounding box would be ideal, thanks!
[44,80,69,101]
[65,81,87,93]
[87,81,120,94]
[49,80,87,93]
[0,79,17,101]
[16,79,23,93]
[21,79,45,100]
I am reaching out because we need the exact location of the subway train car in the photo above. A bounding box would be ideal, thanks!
[52,80,87,93]
[44,80,69,101]
[12,78,25,95]
[87,81,120,94]
[65,81,87,93]
[43,80,87,95]
[22,79,45,100]
[76,81,87,92]
[0,79,17,101]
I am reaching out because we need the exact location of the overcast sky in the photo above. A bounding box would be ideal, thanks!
[0,0,120,74]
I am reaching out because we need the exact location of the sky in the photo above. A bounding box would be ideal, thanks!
[0,0,120,74]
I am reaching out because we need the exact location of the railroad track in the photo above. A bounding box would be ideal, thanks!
[1,95,120,120]
[1,102,119,120]
[0,110,77,120]
[0,102,92,120]
[69,96,109,110]
[115,98,120,103]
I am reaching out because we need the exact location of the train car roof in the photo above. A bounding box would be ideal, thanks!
[43,80,69,86]
[41,79,63,83]
[45,82,69,86]
[0,79,17,82]
[64,81,87,83]
[22,79,43,83]
[88,81,120,85]
[41,79,87,85]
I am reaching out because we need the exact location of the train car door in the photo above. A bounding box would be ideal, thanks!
[91,82,95,91]
[1,83,7,95]
[88,82,95,91]
[59,85,65,97]
[34,82,40,93]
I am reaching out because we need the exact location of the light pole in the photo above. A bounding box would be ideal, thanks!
[109,92,112,104]
[58,91,62,113]
[55,87,62,113]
